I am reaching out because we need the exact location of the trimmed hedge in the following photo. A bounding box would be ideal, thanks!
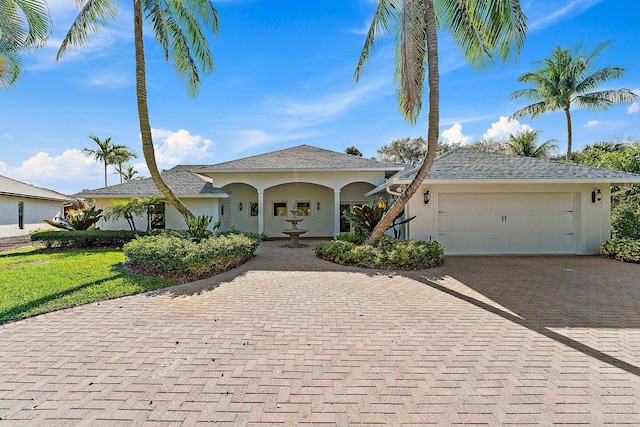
[31,230,147,249]
[123,233,261,282]
[600,239,640,263]
[314,236,444,269]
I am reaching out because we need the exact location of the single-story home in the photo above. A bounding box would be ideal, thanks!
[0,174,76,238]
[76,144,640,255]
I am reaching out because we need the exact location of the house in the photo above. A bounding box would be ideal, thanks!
[0,174,76,238]
[76,145,640,255]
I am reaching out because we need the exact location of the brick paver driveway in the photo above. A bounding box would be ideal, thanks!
[2,241,640,425]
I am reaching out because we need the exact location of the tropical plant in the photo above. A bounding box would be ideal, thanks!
[111,146,138,183]
[0,0,51,87]
[505,129,558,158]
[343,202,415,239]
[184,214,215,241]
[44,206,104,231]
[103,196,163,231]
[355,0,527,246]
[510,40,638,161]
[116,165,141,182]
[82,135,124,187]
[57,0,219,220]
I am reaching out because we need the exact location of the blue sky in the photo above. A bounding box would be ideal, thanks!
[1,0,639,195]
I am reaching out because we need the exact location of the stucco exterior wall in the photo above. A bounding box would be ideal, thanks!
[0,196,64,237]
[406,182,611,255]
[92,198,221,231]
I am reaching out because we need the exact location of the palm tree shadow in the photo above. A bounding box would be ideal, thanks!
[404,257,640,377]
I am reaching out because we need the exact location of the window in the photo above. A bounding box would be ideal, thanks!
[296,201,311,216]
[220,205,225,217]
[249,202,259,217]
[148,202,165,229]
[273,202,287,217]
[18,202,24,229]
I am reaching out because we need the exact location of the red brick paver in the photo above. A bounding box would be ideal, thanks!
[1,241,640,425]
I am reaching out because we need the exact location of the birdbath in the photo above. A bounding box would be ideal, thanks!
[282,210,309,247]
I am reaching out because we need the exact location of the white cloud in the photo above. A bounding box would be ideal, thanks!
[628,102,639,114]
[585,120,602,127]
[440,123,471,145]
[151,128,215,167]
[482,116,532,140]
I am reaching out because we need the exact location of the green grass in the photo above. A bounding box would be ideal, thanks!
[0,248,174,324]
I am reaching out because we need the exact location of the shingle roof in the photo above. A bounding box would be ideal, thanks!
[75,166,227,198]
[195,145,403,172]
[394,147,640,182]
[0,175,75,202]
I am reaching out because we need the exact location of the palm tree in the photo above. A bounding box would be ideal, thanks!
[119,165,141,182]
[0,0,51,87]
[355,0,527,245]
[506,129,558,158]
[111,145,138,183]
[510,40,638,161]
[57,0,219,218]
[82,135,120,187]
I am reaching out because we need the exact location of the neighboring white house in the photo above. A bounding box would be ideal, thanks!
[0,175,76,238]
[76,144,640,255]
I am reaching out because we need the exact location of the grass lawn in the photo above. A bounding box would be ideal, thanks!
[0,248,174,324]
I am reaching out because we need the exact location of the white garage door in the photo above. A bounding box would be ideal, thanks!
[437,193,576,254]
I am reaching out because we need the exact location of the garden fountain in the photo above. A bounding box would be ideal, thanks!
[282,210,309,247]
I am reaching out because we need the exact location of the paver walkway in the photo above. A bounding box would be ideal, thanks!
[1,240,640,425]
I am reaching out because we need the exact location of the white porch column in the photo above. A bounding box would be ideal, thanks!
[258,190,265,234]
[334,189,341,237]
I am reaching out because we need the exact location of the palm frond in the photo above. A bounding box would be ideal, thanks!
[166,0,214,75]
[354,0,397,82]
[162,7,200,97]
[56,0,118,61]
[145,0,170,60]
[576,66,626,93]
[573,89,639,110]
[511,101,551,119]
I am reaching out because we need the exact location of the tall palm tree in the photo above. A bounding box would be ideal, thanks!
[506,129,557,158]
[120,165,141,182]
[57,0,219,218]
[510,40,638,161]
[0,0,51,87]
[82,135,120,187]
[356,0,527,245]
[111,145,138,183]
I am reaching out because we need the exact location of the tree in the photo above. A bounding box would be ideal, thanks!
[505,129,558,158]
[82,135,123,187]
[0,0,51,87]
[111,145,138,183]
[510,40,638,161]
[376,137,426,166]
[356,0,527,245]
[57,0,219,219]
[117,165,141,182]
[468,137,507,153]
[345,146,363,157]
[104,196,162,231]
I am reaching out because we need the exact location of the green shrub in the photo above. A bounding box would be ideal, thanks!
[31,230,146,249]
[611,202,640,239]
[314,236,444,269]
[600,239,640,263]
[335,233,367,245]
[123,232,260,281]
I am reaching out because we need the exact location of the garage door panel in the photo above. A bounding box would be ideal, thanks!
[437,193,576,254]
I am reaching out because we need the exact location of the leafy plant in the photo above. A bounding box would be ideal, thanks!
[343,203,415,238]
[600,239,640,263]
[44,206,103,231]
[611,202,640,239]
[31,230,146,249]
[184,215,215,241]
[314,236,444,270]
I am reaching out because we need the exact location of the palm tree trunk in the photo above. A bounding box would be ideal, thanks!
[365,0,439,246]
[565,107,572,162]
[133,0,193,219]
[103,161,108,187]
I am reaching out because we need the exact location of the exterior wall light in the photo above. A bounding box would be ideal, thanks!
[317,202,320,210]
[423,190,430,205]
[591,189,603,203]
[239,202,243,211]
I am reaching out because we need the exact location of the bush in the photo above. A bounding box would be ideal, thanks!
[314,236,444,269]
[600,239,640,263]
[335,232,367,245]
[611,202,640,239]
[123,232,261,282]
[31,230,146,249]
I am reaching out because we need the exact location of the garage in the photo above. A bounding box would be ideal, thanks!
[437,192,576,255]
